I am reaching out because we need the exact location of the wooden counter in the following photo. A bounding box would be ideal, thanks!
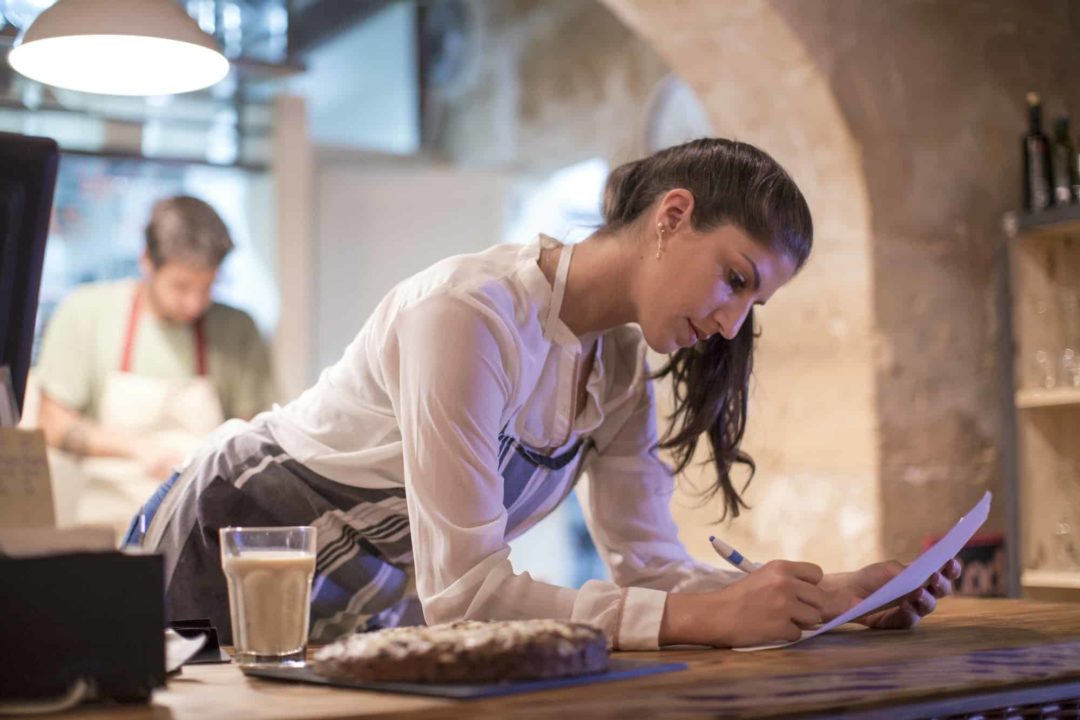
[46,598,1080,719]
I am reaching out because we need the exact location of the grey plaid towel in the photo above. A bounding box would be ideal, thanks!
[129,419,592,644]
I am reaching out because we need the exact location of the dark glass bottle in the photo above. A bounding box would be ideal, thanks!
[1023,92,1054,212]
[1052,116,1079,205]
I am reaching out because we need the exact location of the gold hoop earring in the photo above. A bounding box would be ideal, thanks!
[655,223,664,260]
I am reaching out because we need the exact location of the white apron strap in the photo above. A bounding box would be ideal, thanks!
[543,243,574,340]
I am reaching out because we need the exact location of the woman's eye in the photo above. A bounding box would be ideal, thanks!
[728,270,747,290]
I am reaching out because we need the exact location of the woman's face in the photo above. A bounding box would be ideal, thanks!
[638,222,798,354]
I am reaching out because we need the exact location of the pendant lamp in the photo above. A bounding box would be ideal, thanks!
[7,0,230,96]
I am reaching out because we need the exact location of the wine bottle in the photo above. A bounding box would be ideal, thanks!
[1023,92,1054,212]
[1052,116,1078,205]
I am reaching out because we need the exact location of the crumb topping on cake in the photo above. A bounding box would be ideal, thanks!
[313,619,609,684]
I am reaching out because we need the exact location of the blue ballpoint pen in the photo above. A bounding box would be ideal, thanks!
[708,535,763,573]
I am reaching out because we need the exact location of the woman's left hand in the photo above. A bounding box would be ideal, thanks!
[822,558,963,630]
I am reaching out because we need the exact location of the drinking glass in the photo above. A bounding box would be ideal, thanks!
[1063,348,1080,388]
[1061,286,1080,387]
[1052,461,1080,571]
[220,526,317,667]
[1029,296,1059,389]
[1035,349,1058,389]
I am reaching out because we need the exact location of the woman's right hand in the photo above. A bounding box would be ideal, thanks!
[659,560,827,647]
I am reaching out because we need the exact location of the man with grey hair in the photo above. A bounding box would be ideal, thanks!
[35,195,274,536]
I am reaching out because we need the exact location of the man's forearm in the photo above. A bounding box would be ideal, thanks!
[39,393,139,460]
[57,416,140,459]
[57,415,91,456]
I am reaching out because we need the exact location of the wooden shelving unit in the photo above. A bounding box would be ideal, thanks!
[1001,208,1080,599]
[1022,569,1080,589]
[1022,570,1080,602]
[1016,387,1080,409]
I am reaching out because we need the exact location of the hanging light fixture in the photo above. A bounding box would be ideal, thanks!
[7,0,230,96]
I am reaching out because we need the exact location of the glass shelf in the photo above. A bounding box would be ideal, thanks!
[1007,205,1080,238]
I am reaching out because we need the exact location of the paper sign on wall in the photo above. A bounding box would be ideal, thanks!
[0,427,55,528]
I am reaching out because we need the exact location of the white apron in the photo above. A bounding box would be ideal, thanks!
[69,285,225,538]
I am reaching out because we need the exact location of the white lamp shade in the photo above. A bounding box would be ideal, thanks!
[8,0,230,95]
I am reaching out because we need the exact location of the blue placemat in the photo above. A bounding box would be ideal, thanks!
[243,658,687,699]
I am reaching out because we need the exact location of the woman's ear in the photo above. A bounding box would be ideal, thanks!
[657,188,695,231]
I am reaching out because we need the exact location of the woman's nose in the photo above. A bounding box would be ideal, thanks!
[714,299,753,340]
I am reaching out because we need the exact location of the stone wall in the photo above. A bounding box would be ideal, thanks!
[767,0,1080,559]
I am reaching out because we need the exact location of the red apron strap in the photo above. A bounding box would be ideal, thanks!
[194,316,208,377]
[120,283,209,376]
[119,285,142,373]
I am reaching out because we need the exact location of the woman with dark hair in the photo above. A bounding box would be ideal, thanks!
[128,138,960,649]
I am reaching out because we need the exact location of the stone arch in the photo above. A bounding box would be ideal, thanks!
[599,0,882,567]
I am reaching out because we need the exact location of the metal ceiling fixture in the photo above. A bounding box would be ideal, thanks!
[8,0,230,95]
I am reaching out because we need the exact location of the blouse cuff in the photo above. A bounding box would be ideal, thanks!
[615,586,667,650]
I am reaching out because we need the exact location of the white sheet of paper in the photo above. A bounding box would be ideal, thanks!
[165,629,207,673]
[734,490,992,652]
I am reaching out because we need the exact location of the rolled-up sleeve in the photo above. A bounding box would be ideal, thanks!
[582,372,743,648]
[382,292,664,648]
[35,292,94,413]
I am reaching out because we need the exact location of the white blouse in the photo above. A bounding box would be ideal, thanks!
[263,235,741,649]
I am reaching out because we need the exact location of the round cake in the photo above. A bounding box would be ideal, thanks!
[312,619,609,683]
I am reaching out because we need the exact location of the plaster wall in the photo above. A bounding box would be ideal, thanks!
[271,95,316,402]
[311,152,506,373]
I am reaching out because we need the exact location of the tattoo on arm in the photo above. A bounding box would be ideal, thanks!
[60,418,90,457]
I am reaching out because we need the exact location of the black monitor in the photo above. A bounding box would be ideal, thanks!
[0,132,59,420]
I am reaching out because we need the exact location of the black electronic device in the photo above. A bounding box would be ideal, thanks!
[0,131,59,419]
[0,551,166,703]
